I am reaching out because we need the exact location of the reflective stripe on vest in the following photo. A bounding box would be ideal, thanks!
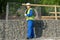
[26,8,34,20]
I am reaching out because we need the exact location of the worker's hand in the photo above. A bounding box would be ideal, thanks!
[24,14,27,16]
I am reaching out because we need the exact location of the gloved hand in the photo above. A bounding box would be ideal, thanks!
[24,14,27,16]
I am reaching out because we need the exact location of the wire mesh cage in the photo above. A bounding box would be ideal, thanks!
[6,2,60,20]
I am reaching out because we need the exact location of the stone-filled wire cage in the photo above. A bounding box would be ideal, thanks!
[5,2,27,40]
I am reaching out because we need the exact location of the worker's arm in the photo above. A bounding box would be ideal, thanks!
[26,10,33,17]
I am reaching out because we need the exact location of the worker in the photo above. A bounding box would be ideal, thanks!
[24,3,35,39]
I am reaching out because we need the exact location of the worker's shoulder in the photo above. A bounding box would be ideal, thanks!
[30,8,34,11]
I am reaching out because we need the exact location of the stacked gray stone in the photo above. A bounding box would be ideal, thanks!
[0,20,60,40]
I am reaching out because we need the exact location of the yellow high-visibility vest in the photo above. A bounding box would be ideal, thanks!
[26,8,35,20]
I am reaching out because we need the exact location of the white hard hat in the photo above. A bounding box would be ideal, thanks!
[26,3,31,6]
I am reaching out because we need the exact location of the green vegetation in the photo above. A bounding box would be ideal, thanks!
[40,0,60,5]
[0,0,60,19]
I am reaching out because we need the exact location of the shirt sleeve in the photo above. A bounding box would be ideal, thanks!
[26,10,33,17]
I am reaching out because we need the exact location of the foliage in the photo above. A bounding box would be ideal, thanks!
[0,0,60,19]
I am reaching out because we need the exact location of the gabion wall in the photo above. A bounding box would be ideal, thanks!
[0,20,60,40]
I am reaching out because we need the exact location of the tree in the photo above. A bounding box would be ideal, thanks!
[0,0,7,19]
[40,0,60,5]
[0,0,60,19]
